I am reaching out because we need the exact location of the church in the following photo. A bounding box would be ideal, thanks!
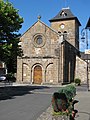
[17,7,88,85]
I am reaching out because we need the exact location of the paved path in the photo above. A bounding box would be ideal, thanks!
[75,91,90,120]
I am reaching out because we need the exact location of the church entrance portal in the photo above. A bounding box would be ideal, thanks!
[33,65,42,84]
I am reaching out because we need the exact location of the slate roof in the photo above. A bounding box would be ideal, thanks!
[49,7,81,26]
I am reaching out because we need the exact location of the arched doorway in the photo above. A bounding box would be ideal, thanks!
[33,65,42,84]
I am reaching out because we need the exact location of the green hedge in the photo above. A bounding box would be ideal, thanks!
[58,84,76,101]
[52,85,77,119]
[74,78,81,85]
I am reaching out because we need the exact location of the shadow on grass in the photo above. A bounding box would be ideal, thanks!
[0,85,49,101]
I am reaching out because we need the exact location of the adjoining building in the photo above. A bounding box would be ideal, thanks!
[17,7,89,85]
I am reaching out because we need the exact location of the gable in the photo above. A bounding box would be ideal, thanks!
[20,20,59,58]
[21,20,58,38]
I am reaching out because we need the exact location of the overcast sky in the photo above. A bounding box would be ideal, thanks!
[8,0,90,51]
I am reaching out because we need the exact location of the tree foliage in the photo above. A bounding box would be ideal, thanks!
[0,0,23,73]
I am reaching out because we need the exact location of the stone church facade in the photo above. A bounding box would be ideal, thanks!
[17,7,88,85]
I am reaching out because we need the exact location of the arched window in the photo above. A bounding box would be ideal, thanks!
[63,31,67,40]
[58,31,61,36]
[60,11,67,17]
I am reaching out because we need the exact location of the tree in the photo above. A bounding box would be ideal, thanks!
[0,0,23,73]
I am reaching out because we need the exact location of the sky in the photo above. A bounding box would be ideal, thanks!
[8,0,90,51]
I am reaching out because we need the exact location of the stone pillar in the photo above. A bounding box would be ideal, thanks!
[59,44,64,83]
[17,58,23,83]
[42,68,45,84]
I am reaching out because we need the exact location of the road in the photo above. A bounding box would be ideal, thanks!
[0,85,60,120]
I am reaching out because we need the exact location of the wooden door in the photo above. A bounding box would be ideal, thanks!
[33,65,42,84]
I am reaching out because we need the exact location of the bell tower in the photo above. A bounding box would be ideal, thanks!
[49,7,81,50]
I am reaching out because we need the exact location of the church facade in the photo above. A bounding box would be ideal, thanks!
[17,7,83,84]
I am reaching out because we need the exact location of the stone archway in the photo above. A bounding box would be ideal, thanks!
[45,63,53,83]
[33,65,42,84]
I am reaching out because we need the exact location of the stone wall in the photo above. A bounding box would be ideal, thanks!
[17,20,63,84]
[50,19,79,49]
[75,56,87,83]
[17,57,59,84]
[63,41,76,83]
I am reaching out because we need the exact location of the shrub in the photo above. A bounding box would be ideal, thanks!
[74,78,81,86]
[52,85,78,119]
[58,85,76,101]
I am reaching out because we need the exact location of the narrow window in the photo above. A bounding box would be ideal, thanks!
[63,31,67,40]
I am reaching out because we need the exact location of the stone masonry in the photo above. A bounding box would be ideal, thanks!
[17,7,88,85]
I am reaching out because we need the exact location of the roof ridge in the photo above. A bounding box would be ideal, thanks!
[20,20,59,38]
